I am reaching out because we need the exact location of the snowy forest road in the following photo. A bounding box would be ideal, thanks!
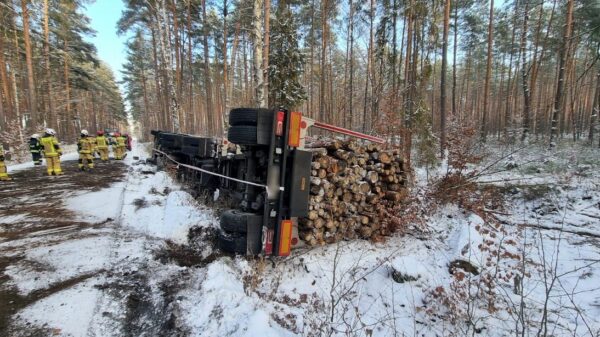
[0,148,219,337]
[0,160,127,335]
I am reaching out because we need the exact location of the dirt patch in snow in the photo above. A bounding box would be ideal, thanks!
[0,160,127,333]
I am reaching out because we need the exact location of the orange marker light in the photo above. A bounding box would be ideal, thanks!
[288,112,302,147]
[279,219,293,256]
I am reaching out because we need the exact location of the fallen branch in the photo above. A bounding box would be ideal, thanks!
[511,222,600,239]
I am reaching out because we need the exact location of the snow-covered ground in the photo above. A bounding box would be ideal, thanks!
[6,144,78,173]
[1,140,599,337]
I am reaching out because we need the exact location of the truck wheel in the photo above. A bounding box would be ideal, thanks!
[227,125,257,145]
[217,231,247,254]
[220,209,261,233]
[229,108,271,126]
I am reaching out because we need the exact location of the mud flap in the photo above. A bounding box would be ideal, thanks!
[246,215,263,255]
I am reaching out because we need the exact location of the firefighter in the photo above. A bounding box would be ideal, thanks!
[0,144,11,181]
[89,132,98,158]
[113,132,127,160]
[107,132,116,158]
[40,128,63,176]
[78,130,94,170]
[95,130,109,161]
[118,133,128,159]
[29,134,43,165]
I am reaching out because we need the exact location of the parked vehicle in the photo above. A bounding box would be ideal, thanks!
[151,108,383,256]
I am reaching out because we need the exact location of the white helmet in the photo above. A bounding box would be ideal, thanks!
[45,128,56,136]
[81,129,89,136]
[31,133,40,139]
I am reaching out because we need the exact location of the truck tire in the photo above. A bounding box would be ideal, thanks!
[218,231,247,254]
[229,108,271,126]
[227,125,257,145]
[220,209,261,233]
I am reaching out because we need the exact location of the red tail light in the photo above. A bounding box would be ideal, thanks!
[276,111,285,136]
[263,227,274,255]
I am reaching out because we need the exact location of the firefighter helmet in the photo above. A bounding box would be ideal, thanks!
[81,129,89,136]
[45,128,56,136]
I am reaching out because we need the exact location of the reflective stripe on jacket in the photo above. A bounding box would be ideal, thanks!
[78,137,94,154]
[96,136,108,148]
[29,138,42,153]
[40,136,61,157]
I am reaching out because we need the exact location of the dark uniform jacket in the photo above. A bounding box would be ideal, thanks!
[29,138,42,154]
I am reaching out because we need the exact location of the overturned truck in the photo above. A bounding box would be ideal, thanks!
[151,108,407,256]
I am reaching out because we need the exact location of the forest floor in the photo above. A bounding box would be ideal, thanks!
[0,141,599,337]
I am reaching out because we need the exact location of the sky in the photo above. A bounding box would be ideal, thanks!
[83,0,129,85]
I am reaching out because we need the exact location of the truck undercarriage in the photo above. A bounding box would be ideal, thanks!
[151,108,384,256]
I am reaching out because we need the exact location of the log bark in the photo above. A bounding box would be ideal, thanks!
[301,139,410,245]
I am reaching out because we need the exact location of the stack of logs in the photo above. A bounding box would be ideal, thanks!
[300,139,410,246]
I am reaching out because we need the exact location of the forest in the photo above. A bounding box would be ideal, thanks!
[0,0,126,147]
[0,0,599,156]
[116,0,600,158]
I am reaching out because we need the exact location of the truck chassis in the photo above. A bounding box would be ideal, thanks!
[151,108,383,256]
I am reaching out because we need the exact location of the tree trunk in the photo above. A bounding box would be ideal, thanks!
[157,0,180,132]
[320,0,329,123]
[481,0,494,141]
[201,0,214,132]
[452,3,458,118]
[307,0,315,117]
[348,0,354,129]
[440,0,450,157]
[589,68,599,145]
[0,32,13,121]
[550,0,574,146]
[362,0,374,132]
[263,0,270,106]
[64,38,71,137]
[520,1,531,142]
[43,0,54,128]
[150,27,166,130]
[20,0,38,127]
[253,0,266,108]
[186,0,194,133]
[170,0,182,116]
[230,20,240,103]
[223,0,229,133]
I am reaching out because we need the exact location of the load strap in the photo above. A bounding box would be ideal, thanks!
[152,148,267,189]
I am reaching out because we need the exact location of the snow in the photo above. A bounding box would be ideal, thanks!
[64,183,126,222]
[117,165,216,244]
[4,235,112,295]
[15,279,102,337]
[178,259,297,337]
[6,144,78,173]
[3,139,600,337]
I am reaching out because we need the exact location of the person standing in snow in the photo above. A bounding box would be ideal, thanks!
[0,144,11,181]
[107,132,116,158]
[114,132,127,160]
[77,130,94,171]
[29,134,43,166]
[40,128,63,176]
[95,130,109,161]
[88,131,98,158]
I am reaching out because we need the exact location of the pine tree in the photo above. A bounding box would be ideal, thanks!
[268,3,307,110]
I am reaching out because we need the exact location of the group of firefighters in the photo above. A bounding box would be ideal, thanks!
[0,129,131,180]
